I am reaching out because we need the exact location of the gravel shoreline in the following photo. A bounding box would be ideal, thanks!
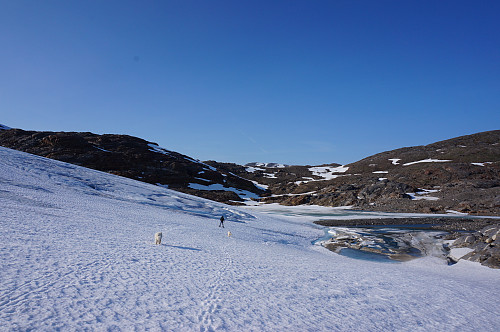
[314,217,500,232]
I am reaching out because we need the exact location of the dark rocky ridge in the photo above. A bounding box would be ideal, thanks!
[0,128,265,204]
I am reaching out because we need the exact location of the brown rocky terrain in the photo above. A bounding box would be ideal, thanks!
[215,131,500,216]
[0,127,265,204]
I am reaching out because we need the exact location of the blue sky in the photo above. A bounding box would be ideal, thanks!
[1,0,499,165]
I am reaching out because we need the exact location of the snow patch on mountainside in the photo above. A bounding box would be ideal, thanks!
[471,162,493,166]
[245,166,265,173]
[264,172,278,179]
[403,159,452,166]
[250,180,269,190]
[148,143,172,155]
[309,165,349,180]
[407,189,441,201]
[188,182,260,200]
[407,193,440,201]
[148,143,219,173]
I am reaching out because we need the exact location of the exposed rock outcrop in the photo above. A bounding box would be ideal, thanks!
[450,225,500,268]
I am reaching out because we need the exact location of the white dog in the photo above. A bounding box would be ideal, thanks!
[227,231,232,237]
[155,232,162,245]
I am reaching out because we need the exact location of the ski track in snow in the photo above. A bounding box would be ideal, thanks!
[1,146,500,331]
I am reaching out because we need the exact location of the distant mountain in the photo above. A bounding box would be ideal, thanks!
[0,123,11,130]
[1,125,498,215]
[0,128,265,204]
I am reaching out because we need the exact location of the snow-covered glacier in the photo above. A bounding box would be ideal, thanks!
[1,146,499,331]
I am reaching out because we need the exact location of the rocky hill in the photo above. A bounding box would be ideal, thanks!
[235,131,499,216]
[0,127,265,204]
[1,124,499,215]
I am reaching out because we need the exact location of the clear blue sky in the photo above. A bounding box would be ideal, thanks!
[1,0,499,165]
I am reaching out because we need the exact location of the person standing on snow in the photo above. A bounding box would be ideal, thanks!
[219,216,225,228]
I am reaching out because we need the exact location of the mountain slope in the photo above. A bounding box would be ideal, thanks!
[0,127,265,203]
[1,146,500,330]
[251,130,500,216]
[1,124,498,215]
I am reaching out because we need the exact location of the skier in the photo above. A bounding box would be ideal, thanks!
[219,216,225,228]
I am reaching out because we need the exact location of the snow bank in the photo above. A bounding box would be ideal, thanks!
[1,147,500,331]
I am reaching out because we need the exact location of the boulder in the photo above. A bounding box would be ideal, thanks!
[452,234,477,248]
[451,225,500,268]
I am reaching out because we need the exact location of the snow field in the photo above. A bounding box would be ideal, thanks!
[1,147,500,331]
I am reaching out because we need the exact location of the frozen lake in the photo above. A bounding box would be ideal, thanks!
[242,203,478,263]
[315,225,450,263]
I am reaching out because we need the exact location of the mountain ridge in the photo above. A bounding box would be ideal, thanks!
[0,127,266,204]
[0,124,498,215]
[255,130,500,215]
